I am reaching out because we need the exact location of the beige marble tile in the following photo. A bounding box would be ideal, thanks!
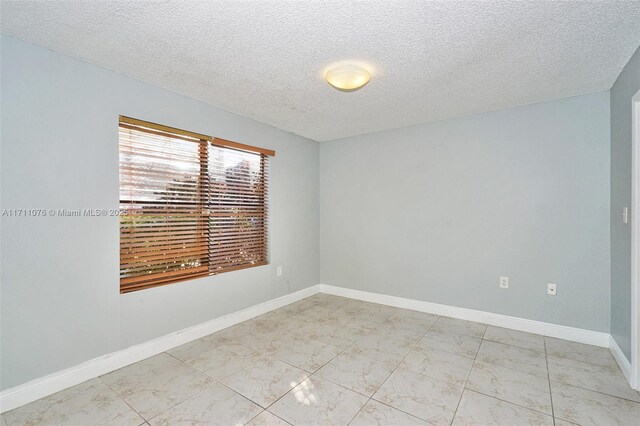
[100,353,211,420]
[222,356,308,408]
[350,400,428,426]
[370,324,425,341]
[270,332,343,372]
[418,329,482,359]
[382,310,439,333]
[269,377,368,426]
[306,293,352,308]
[168,337,261,380]
[373,303,401,316]
[466,361,552,415]
[431,317,487,338]
[483,326,545,352]
[547,355,640,402]
[286,311,326,328]
[302,304,342,321]
[359,301,399,315]
[551,380,640,426]
[245,411,291,426]
[332,301,367,315]
[304,293,334,303]
[325,307,356,319]
[334,315,388,333]
[225,327,290,354]
[284,317,321,335]
[256,308,298,323]
[17,300,640,426]
[346,343,407,365]
[347,328,421,363]
[553,419,579,426]
[476,340,548,377]
[373,367,464,425]
[337,302,396,323]
[242,316,293,335]
[165,334,229,362]
[148,380,261,426]
[452,390,553,426]
[316,349,398,397]
[277,298,318,316]
[544,337,617,368]
[213,322,266,345]
[289,321,366,349]
[2,378,144,426]
[401,346,473,386]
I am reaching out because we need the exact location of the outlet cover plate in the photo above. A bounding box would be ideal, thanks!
[500,276,509,289]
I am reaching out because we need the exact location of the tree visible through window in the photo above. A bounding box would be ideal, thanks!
[118,117,274,293]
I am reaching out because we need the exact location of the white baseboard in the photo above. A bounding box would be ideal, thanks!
[0,285,321,413]
[1,283,619,413]
[610,335,633,387]
[319,284,611,347]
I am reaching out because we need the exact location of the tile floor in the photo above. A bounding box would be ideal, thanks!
[3,293,640,425]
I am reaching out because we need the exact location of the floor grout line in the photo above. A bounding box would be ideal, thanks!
[482,337,547,353]
[461,334,555,419]
[97,373,148,423]
[6,294,638,425]
[164,347,297,423]
[458,388,556,418]
[258,298,373,415]
[476,340,640,404]
[546,379,640,404]
[344,317,440,425]
[544,338,557,425]
[450,325,484,425]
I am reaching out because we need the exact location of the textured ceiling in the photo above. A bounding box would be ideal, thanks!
[2,1,640,142]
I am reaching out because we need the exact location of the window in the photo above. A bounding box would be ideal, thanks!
[118,116,274,293]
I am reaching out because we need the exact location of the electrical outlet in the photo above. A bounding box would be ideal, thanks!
[277,266,283,277]
[547,283,557,295]
[499,276,509,289]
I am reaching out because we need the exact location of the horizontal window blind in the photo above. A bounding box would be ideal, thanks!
[119,117,273,293]
[209,143,269,273]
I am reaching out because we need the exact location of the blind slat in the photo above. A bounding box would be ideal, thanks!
[119,117,272,293]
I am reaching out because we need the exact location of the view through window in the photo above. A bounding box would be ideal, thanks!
[118,117,273,293]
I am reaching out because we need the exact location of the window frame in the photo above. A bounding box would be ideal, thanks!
[118,116,274,293]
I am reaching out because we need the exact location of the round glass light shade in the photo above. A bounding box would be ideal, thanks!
[324,63,371,92]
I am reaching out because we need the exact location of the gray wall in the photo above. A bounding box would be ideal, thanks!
[610,45,640,361]
[0,36,320,390]
[0,33,622,391]
[320,92,611,332]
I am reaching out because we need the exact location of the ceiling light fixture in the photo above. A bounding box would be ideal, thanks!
[324,62,371,92]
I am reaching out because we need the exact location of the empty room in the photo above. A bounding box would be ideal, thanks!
[1,1,640,425]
